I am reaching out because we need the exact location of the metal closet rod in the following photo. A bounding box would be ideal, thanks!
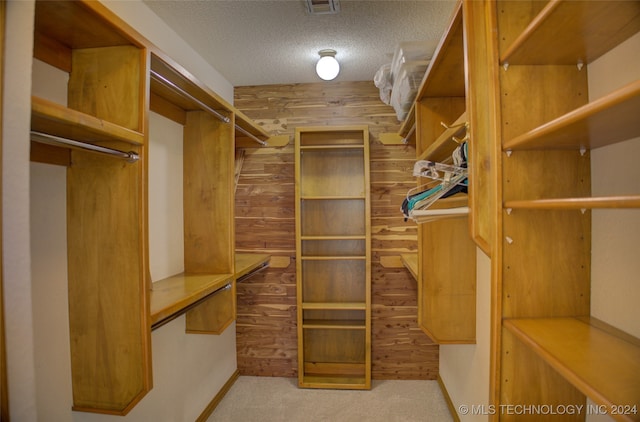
[150,69,267,147]
[150,69,231,124]
[235,124,267,146]
[30,131,140,163]
[403,123,416,144]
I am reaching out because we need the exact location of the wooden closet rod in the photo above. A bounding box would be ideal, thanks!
[30,131,140,163]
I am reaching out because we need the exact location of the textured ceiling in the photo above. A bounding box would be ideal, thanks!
[143,0,458,87]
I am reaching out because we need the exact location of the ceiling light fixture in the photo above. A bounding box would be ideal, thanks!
[316,49,340,81]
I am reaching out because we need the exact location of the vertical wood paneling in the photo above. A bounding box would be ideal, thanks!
[234,81,437,379]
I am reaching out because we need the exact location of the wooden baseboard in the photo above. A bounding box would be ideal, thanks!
[437,374,461,422]
[196,369,240,422]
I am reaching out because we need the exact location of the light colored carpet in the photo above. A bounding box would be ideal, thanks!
[208,376,454,422]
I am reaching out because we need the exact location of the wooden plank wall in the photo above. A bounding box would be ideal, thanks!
[234,81,438,379]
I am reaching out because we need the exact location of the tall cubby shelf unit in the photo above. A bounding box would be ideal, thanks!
[491,1,640,420]
[295,126,372,389]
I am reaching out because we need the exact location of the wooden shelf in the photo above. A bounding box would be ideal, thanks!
[400,253,418,281]
[33,0,144,60]
[301,256,366,261]
[302,320,366,330]
[415,1,465,100]
[300,375,368,390]
[301,195,366,200]
[297,127,366,146]
[505,195,640,210]
[500,1,640,66]
[301,302,367,311]
[150,273,234,328]
[416,111,467,162]
[504,317,640,421]
[503,80,640,151]
[300,144,364,151]
[300,235,366,241]
[398,1,464,138]
[31,96,145,146]
[235,253,270,281]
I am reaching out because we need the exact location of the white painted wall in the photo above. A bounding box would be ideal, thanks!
[4,1,238,420]
[588,31,640,340]
[439,249,492,421]
[585,30,640,422]
[101,0,233,104]
[3,2,38,420]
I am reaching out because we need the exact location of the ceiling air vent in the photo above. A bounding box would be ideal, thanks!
[305,0,340,15]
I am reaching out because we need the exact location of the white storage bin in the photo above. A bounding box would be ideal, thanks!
[390,41,432,82]
[390,60,429,121]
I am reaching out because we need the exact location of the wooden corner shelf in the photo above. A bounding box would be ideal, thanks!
[150,273,234,329]
[504,317,640,422]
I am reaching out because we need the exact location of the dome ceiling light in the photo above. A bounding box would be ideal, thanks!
[316,49,340,81]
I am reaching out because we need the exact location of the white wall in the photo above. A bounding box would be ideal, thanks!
[587,28,640,422]
[4,1,238,420]
[439,249,492,421]
[588,31,640,340]
[3,1,38,420]
[101,0,233,104]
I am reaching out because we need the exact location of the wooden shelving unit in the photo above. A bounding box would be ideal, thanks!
[31,0,151,415]
[492,1,640,419]
[29,1,276,414]
[400,1,477,344]
[148,50,237,336]
[295,126,371,390]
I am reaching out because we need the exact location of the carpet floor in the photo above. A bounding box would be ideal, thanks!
[208,376,454,422]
